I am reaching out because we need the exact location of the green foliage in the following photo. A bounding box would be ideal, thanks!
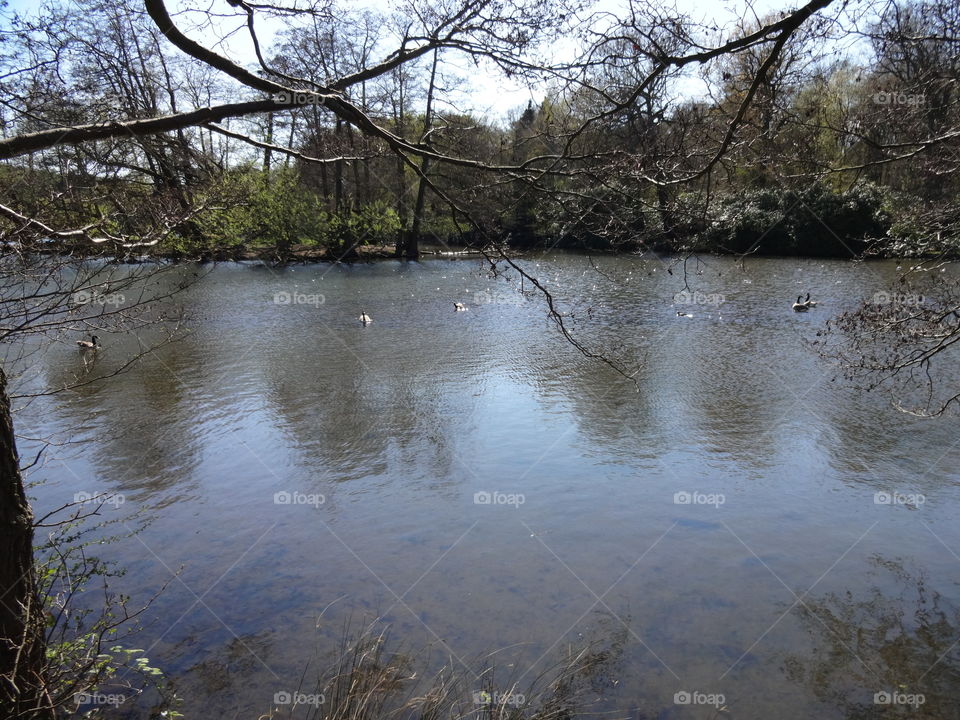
[322,201,402,253]
[421,210,462,240]
[503,189,542,246]
[164,169,402,257]
[183,168,321,254]
[880,196,960,257]
[699,182,892,256]
[35,515,183,719]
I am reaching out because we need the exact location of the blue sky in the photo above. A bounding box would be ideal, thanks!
[3,0,804,119]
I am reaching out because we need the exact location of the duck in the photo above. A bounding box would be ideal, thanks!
[676,311,693,318]
[76,335,99,350]
[359,312,372,325]
[803,292,818,307]
[453,302,467,311]
[792,296,809,312]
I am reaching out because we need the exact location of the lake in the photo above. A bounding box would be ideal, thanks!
[16,252,960,719]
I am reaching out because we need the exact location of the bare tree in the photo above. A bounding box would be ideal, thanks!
[816,271,960,416]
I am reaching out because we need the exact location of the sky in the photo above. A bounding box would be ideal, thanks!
[226,0,785,118]
[206,0,784,118]
[4,0,799,120]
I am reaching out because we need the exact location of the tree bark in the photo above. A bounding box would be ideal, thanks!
[0,368,51,720]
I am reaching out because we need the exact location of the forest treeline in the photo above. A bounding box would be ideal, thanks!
[0,0,957,260]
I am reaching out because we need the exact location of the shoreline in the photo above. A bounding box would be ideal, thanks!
[27,239,955,265]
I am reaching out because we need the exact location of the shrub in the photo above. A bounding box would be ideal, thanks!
[700,182,891,256]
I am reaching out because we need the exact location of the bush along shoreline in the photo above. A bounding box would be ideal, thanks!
[18,176,956,264]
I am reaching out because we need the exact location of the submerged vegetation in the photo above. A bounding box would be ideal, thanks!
[264,621,626,720]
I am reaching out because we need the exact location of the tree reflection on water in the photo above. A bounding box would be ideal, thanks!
[785,556,960,719]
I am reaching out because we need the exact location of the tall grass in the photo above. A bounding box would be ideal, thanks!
[262,620,627,720]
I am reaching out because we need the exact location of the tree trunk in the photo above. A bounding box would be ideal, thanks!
[263,112,274,174]
[393,74,408,257]
[346,123,361,211]
[405,49,440,261]
[334,118,344,215]
[394,154,407,256]
[408,158,430,259]
[0,368,51,720]
[360,81,371,207]
[656,183,676,243]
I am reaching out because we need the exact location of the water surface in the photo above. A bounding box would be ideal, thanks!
[18,253,960,719]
